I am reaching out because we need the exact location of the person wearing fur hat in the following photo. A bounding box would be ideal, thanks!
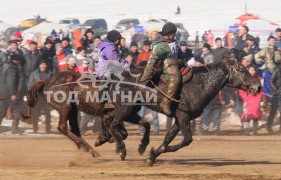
[139,22,181,115]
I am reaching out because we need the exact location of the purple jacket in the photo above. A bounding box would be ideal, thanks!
[98,40,122,62]
[96,40,130,77]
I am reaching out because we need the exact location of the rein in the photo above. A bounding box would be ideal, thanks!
[149,80,182,103]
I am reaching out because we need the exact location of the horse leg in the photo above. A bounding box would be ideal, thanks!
[147,119,193,166]
[108,119,127,160]
[95,111,116,147]
[57,106,100,158]
[125,113,151,155]
[146,122,180,166]
[95,117,113,147]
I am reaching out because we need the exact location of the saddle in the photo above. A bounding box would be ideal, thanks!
[160,65,193,84]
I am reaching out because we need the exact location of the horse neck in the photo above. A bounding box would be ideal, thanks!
[191,64,228,103]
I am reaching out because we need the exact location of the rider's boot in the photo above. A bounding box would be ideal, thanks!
[160,59,181,116]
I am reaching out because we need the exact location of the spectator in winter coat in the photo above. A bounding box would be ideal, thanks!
[23,41,42,86]
[136,40,152,66]
[118,37,129,58]
[235,26,251,51]
[28,60,53,133]
[201,43,214,64]
[78,58,102,135]
[202,31,207,44]
[195,31,199,48]
[212,37,228,63]
[0,53,22,134]
[61,37,72,55]
[49,29,61,48]
[92,36,101,50]
[7,40,25,67]
[199,57,223,135]
[241,54,253,68]
[244,35,260,56]
[62,56,79,72]
[124,53,134,65]
[255,36,281,126]
[41,40,56,72]
[178,41,193,67]
[239,65,262,135]
[269,64,281,134]
[207,30,214,47]
[81,29,94,54]
[0,50,7,65]
[149,29,160,43]
[255,36,281,95]
[75,47,87,66]
[129,41,139,65]
[78,59,91,74]
[275,28,281,48]
[52,43,66,74]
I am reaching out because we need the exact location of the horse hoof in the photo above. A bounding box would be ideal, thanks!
[91,150,100,158]
[138,145,147,156]
[120,150,126,161]
[146,159,154,167]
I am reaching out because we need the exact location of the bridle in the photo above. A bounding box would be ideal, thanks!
[227,60,249,90]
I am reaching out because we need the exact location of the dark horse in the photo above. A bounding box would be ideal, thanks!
[23,57,261,166]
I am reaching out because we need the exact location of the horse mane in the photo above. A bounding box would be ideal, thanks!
[192,62,226,74]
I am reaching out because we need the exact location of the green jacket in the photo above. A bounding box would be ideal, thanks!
[140,37,179,81]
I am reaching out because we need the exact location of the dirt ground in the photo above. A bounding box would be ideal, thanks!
[0,129,281,180]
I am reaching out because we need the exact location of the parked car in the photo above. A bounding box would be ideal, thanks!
[59,18,81,30]
[113,18,140,32]
[81,19,108,36]
[20,17,46,28]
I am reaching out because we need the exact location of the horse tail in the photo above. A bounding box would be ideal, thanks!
[21,80,46,119]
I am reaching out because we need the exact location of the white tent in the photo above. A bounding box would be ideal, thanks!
[23,21,71,35]
[0,21,12,35]
[22,21,72,46]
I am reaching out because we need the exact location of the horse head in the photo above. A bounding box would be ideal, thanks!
[223,57,262,95]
